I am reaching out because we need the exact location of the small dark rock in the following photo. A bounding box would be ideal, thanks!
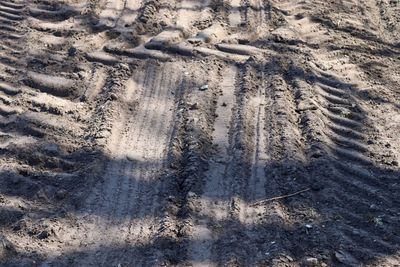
[80,95,87,101]
[110,93,118,101]
[55,189,68,200]
[37,230,50,240]
[310,181,324,191]
[189,103,198,110]
[68,47,77,57]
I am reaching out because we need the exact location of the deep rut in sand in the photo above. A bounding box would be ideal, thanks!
[0,0,399,266]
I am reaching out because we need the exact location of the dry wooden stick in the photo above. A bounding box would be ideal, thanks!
[251,188,311,206]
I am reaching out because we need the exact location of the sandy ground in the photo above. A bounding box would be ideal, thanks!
[0,0,399,266]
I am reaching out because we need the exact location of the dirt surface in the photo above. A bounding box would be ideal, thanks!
[0,0,399,266]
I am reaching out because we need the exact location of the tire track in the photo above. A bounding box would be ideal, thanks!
[0,1,25,56]
[255,61,308,264]
[247,67,268,202]
[55,62,183,266]
[210,60,306,265]
[294,73,400,262]
[184,65,238,266]
[0,1,94,158]
[287,37,400,262]
[0,1,131,262]
[274,3,400,261]
[212,64,273,265]
[312,58,394,174]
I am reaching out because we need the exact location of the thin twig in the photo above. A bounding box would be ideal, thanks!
[250,188,311,206]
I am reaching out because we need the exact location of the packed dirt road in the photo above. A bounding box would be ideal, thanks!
[0,0,399,266]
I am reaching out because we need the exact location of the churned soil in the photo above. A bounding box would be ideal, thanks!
[0,0,399,266]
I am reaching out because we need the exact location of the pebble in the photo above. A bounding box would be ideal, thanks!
[37,230,50,240]
[303,257,318,266]
[68,47,77,57]
[199,84,209,91]
[55,189,68,200]
[126,154,137,162]
[110,93,118,101]
[305,224,313,229]
[367,139,374,145]
[189,102,198,110]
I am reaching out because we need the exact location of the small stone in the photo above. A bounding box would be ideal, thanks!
[55,189,68,199]
[310,181,324,191]
[221,102,227,107]
[189,102,198,110]
[303,257,318,266]
[305,224,313,229]
[297,100,317,112]
[199,84,209,91]
[37,230,50,240]
[126,154,137,162]
[68,47,77,57]
[110,93,118,101]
